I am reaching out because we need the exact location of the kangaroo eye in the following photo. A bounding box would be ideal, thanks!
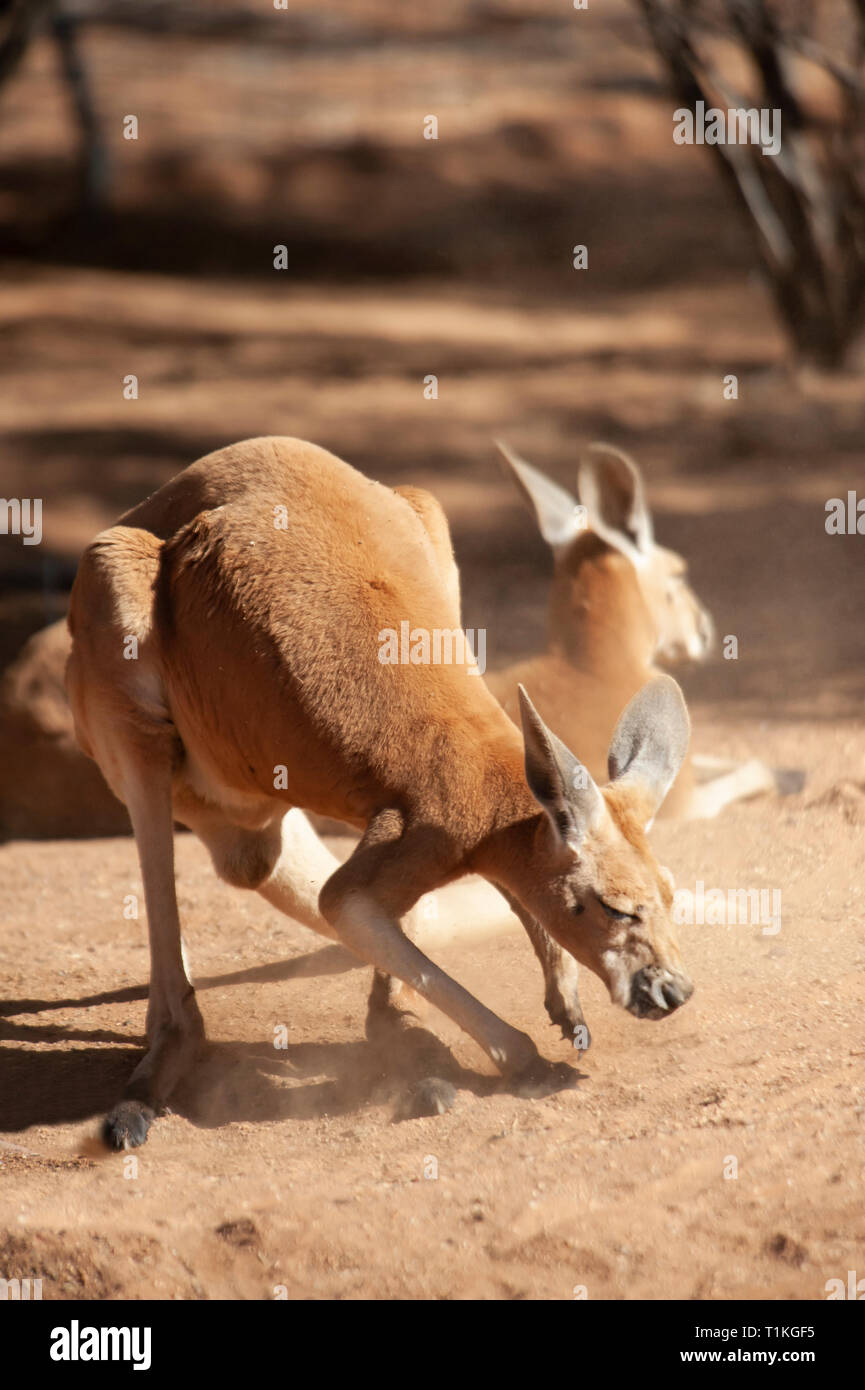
[599,899,637,922]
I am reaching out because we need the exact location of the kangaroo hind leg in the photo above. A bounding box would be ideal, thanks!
[67,525,204,1149]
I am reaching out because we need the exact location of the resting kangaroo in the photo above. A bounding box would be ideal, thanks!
[488,441,779,819]
[66,437,694,1150]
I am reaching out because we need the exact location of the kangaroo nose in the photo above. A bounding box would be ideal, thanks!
[661,975,693,1009]
[629,968,693,1018]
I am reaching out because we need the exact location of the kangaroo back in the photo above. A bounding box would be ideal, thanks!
[115,436,511,828]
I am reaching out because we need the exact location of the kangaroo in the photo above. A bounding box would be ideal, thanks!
[487,441,779,819]
[66,436,694,1150]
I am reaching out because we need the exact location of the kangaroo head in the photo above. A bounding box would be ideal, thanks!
[515,676,693,1019]
[496,440,713,665]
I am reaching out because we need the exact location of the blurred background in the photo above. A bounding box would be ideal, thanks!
[0,0,864,816]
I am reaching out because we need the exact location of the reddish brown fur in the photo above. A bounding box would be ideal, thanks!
[487,503,697,816]
[66,436,694,1149]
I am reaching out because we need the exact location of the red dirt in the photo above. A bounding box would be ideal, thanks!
[1,0,863,1300]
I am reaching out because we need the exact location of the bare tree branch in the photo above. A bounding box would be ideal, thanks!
[636,0,865,367]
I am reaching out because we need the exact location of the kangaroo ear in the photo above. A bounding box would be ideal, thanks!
[577,443,653,559]
[518,685,603,851]
[495,441,587,549]
[607,676,690,819]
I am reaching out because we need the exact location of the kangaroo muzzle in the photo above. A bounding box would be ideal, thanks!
[627,965,693,1019]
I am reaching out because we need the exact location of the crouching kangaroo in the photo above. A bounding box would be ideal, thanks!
[66,436,694,1150]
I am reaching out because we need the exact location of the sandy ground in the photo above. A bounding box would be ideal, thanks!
[1,1,864,1300]
[2,750,864,1301]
